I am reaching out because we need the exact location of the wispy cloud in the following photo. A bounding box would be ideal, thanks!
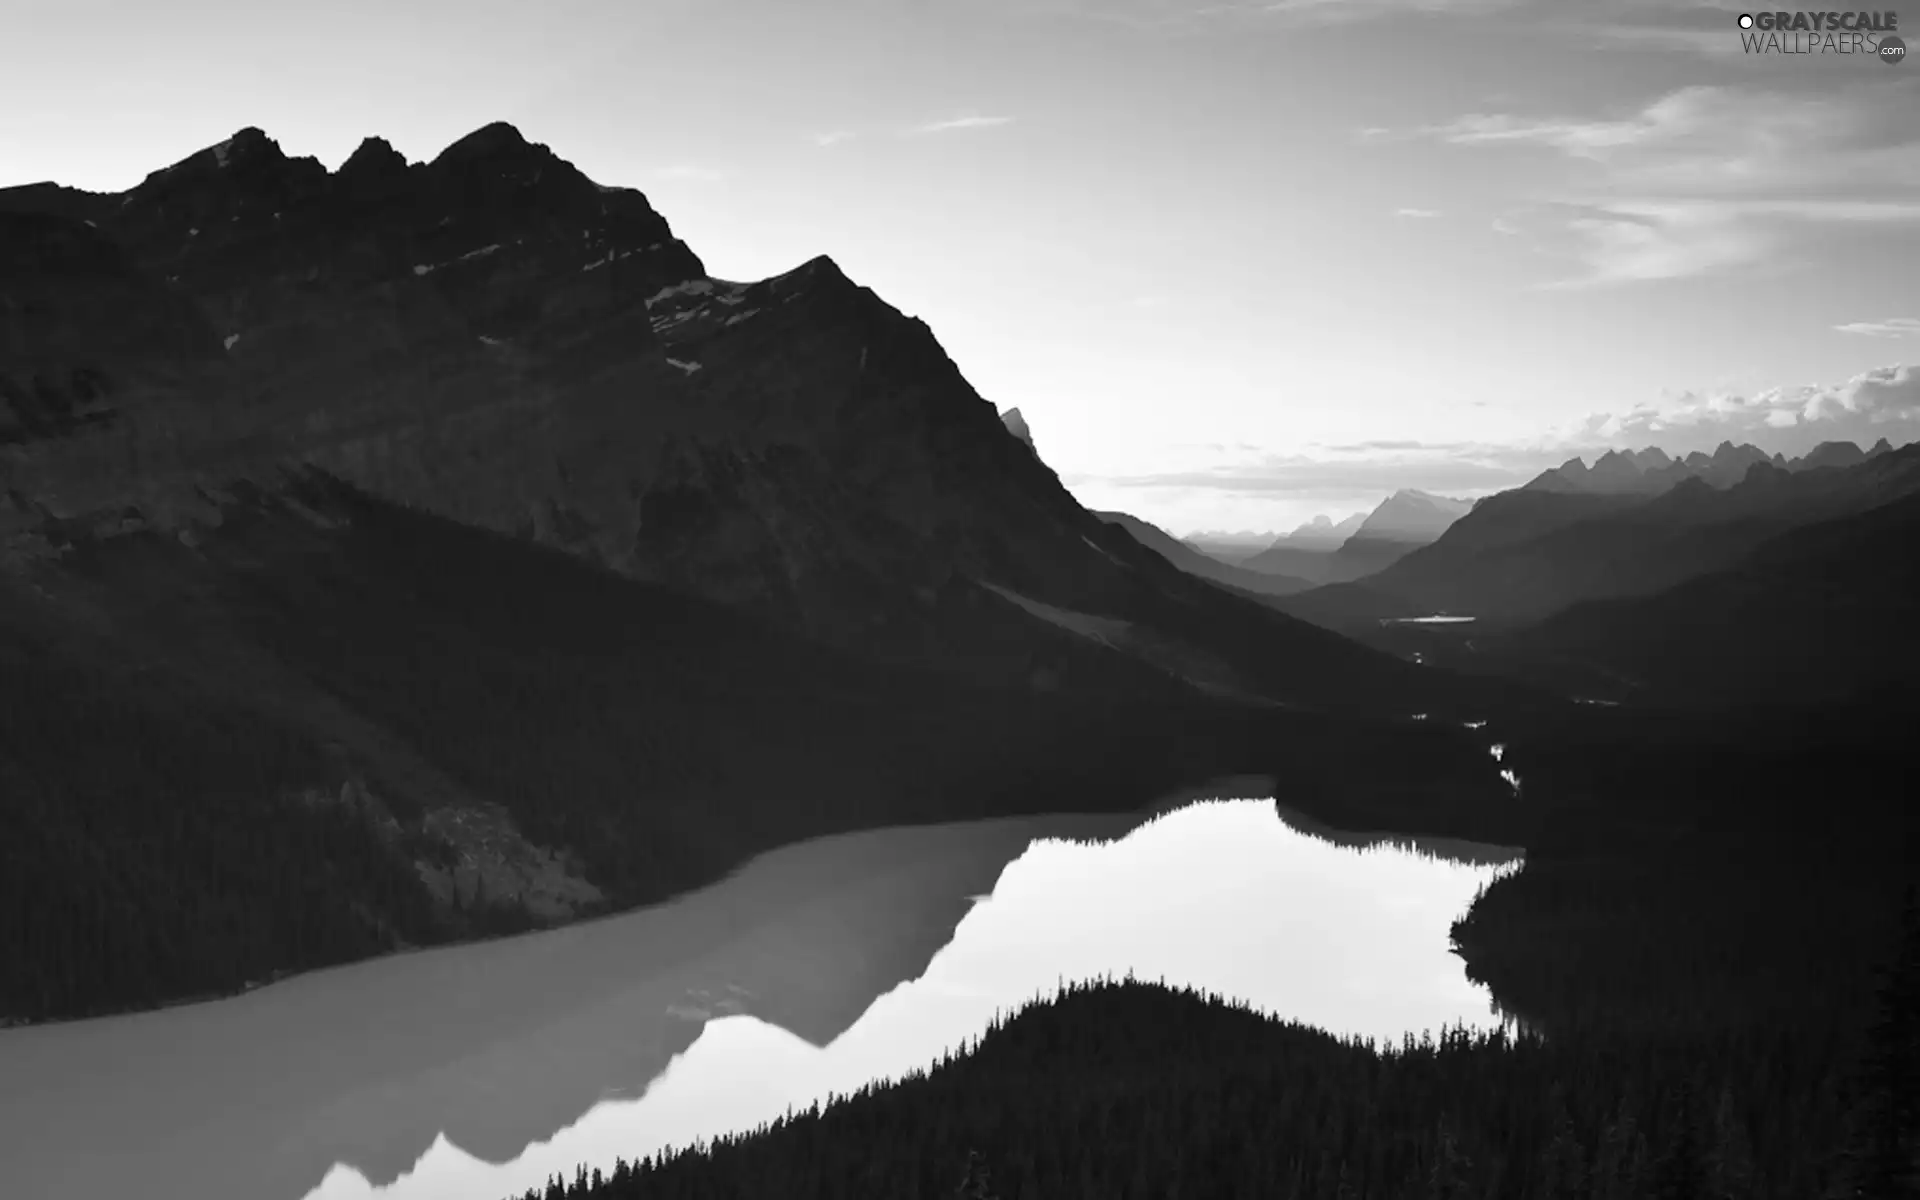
[652,164,725,182]
[1394,207,1442,219]
[1087,442,1547,500]
[914,115,1016,135]
[811,130,855,148]
[1407,82,1920,285]
[1836,318,1920,339]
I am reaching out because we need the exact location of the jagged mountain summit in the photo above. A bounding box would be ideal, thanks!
[999,407,1036,453]
[1239,494,1465,585]
[1280,440,1920,632]
[1325,489,1473,580]
[0,121,1503,716]
[1525,438,1897,496]
[1276,512,1368,547]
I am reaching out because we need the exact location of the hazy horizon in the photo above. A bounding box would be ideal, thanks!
[6,0,1914,531]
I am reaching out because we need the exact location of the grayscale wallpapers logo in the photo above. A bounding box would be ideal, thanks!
[1735,10,1906,59]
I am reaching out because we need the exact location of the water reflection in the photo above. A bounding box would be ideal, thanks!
[0,791,1521,1200]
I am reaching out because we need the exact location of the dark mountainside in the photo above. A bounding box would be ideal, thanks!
[1095,510,1315,597]
[1482,488,1920,707]
[1281,441,1920,634]
[0,125,1534,1022]
[0,124,1511,719]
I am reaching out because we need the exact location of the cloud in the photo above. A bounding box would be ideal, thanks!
[914,115,1015,134]
[1550,363,1920,455]
[1411,81,1920,285]
[1087,441,1549,499]
[1394,207,1441,218]
[811,130,854,148]
[652,164,724,182]
[1836,318,1920,339]
[1077,365,1919,507]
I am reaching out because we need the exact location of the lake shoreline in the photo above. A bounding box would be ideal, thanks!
[0,773,1324,1036]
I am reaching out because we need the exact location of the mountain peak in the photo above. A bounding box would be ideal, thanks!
[433,121,539,165]
[1000,407,1035,452]
[341,136,407,172]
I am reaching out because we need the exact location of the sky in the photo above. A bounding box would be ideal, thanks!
[3,0,1915,534]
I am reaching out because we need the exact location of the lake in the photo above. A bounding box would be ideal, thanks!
[0,780,1522,1200]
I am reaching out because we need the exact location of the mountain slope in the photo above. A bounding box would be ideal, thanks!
[1492,490,1920,707]
[1282,445,1920,632]
[0,124,1547,1022]
[0,123,1505,718]
[1325,489,1472,579]
[0,469,1522,1024]
[1096,511,1313,597]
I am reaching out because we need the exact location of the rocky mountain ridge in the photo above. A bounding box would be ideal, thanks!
[1525,437,1898,496]
[1,121,1508,717]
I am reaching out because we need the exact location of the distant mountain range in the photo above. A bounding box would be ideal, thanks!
[1274,435,1920,648]
[1525,438,1896,496]
[1096,512,1314,598]
[1231,492,1470,586]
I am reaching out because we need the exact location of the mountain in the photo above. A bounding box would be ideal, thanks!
[1496,488,1920,708]
[1524,438,1896,497]
[1282,443,1920,632]
[0,124,1536,1022]
[1238,513,1364,581]
[1282,512,1368,547]
[1000,406,1035,452]
[1096,512,1314,597]
[1241,496,1464,586]
[1326,489,1473,579]
[0,122,1503,718]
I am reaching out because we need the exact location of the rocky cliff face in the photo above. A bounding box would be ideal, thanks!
[1,122,1493,714]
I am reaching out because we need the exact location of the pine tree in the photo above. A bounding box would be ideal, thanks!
[1835,887,1920,1198]
[1656,1083,1705,1200]
[1706,1086,1755,1200]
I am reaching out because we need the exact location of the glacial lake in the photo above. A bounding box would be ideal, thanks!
[0,781,1522,1200]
